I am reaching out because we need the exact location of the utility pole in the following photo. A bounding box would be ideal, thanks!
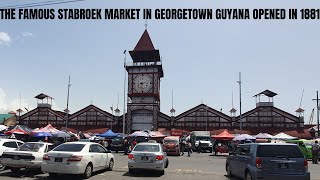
[237,72,242,134]
[313,91,320,137]
[123,50,127,134]
[65,75,71,128]
[205,104,208,131]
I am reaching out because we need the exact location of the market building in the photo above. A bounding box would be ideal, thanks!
[15,29,310,138]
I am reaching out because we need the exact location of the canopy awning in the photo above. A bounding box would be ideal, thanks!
[212,130,234,141]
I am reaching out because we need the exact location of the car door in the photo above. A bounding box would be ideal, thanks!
[237,145,251,179]
[97,145,109,168]
[89,144,102,170]
[229,146,243,177]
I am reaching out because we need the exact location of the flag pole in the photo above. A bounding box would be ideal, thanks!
[123,50,127,134]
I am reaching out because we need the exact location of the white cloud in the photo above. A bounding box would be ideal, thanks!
[0,32,11,46]
[0,88,34,114]
[21,32,34,38]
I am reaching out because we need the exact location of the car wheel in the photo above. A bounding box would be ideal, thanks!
[49,173,58,177]
[245,171,252,180]
[165,160,169,168]
[107,159,114,171]
[0,164,5,171]
[10,168,21,173]
[83,164,93,179]
[129,168,135,174]
[226,163,233,177]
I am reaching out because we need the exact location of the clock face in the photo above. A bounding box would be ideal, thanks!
[135,75,151,92]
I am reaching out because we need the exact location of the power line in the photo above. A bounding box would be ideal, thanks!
[0,0,88,9]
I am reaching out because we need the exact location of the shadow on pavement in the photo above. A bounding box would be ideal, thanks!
[224,175,242,180]
[122,170,163,177]
[0,169,43,178]
[33,170,107,180]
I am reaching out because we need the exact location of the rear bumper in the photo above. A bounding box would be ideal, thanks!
[1,159,41,169]
[41,162,85,175]
[256,172,310,180]
[128,160,165,171]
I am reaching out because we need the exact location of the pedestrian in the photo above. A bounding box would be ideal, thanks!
[197,140,202,153]
[187,141,192,157]
[123,138,129,155]
[180,140,185,156]
[312,140,319,164]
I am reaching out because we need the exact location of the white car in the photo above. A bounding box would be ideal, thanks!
[41,142,115,178]
[0,139,24,170]
[0,142,54,173]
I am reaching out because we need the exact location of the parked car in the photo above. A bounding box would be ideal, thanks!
[226,143,310,180]
[163,136,180,156]
[110,136,125,153]
[41,142,114,178]
[128,142,169,175]
[0,142,54,173]
[286,140,312,159]
[0,139,24,171]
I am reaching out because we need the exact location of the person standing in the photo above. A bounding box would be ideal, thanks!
[187,141,192,157]
[180,140,185,156]
[312,140,319,164]
[123,138,129,155]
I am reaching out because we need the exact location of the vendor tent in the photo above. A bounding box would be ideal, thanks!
[149,131,166,138]
[33,132,52,137]
[212,130,234,141]
[273,132,296,140]
[129,131,150,137]
[37,124,60,133]
[51,131,71,138]
[0,125,8,131]
[254,133,274,139]
[7,125,33,135]
[97,129,118,138]
[5,129,29,135]
[233,134,256,141]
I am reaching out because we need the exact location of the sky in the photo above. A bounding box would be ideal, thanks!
[1,0,320,124]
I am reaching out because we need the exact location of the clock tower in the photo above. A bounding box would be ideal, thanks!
[125,30,164,133]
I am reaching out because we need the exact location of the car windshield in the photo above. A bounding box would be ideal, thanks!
[196,137,210,141]
[133,144,160,152]
[17,143,44,152]
[53,144,85,152]
[257,145,304,158]
[164,140,178,144]
[112,137,123,142]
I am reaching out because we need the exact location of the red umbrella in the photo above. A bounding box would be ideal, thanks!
[4,129,28,135]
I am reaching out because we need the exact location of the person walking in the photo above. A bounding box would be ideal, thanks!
[187,141,192,157]
[312,140,319,164]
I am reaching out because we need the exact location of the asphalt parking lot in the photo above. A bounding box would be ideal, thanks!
[1,152,320,180]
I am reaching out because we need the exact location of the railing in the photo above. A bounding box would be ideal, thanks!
[125,61,162,67]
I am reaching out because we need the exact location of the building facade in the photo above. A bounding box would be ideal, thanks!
[16,30,307,136]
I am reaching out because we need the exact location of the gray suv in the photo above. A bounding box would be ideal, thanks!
[226,143,310,180]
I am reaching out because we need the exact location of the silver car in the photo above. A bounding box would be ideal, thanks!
[128,142,169,175]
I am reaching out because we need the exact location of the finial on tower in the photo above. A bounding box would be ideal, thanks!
[145,19,148,30]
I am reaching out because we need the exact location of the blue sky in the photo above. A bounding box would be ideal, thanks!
[1,0,320,124]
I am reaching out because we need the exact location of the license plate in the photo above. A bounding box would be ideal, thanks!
[55,158,62,162]
[141,156,149,161]
[278,163,288,169]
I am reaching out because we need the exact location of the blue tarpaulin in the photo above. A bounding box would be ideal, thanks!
[97,129,118,138]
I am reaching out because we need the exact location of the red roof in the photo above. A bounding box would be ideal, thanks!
[133,30,155,51]
[212,130,235,140]
[83,128,109,134]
